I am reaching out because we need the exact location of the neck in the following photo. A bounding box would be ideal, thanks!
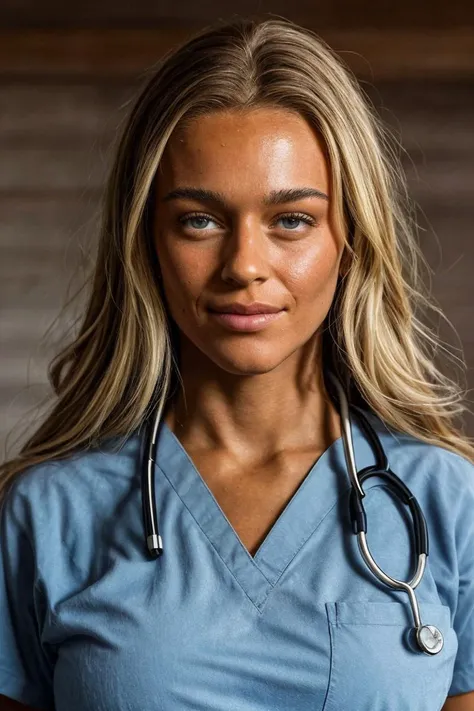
[164,333,342,462]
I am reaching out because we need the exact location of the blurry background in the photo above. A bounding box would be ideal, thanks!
[1,1,473,459]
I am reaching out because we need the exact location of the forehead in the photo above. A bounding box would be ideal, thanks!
[156,107,329,196]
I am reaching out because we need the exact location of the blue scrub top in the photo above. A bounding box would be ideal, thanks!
[1,410,474,711]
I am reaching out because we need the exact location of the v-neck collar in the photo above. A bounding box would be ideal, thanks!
[155,413,379,610]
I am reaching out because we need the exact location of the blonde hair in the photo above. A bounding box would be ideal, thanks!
[2,15,473,497]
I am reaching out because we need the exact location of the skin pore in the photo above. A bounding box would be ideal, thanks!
[153,106,347,556]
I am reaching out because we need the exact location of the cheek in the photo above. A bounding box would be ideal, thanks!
[285,236,341,310]
[157,242,209,318]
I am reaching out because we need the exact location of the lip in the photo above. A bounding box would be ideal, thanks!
[208,302,283,315]
[208,309,285,332]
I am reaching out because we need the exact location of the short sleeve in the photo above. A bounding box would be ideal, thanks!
[0,481,55,710]
[447,452,474,697]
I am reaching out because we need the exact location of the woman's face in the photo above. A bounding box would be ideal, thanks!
[153,107,346,375]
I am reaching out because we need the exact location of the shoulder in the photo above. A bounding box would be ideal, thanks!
[1,430,143,565]
[362,410,474,547]
[4,430,142,509]
[363,409,474,489]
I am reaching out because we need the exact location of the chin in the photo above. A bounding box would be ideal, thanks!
[204,348,289,376]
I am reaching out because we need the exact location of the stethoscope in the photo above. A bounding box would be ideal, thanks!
[141,370,444,656]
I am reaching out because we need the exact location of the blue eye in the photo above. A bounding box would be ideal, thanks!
[179,215,218,230]
[278,214,316,230]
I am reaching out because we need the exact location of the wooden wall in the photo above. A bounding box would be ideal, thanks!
[1,17,473,459]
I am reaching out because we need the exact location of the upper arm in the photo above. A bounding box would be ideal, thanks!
[0,488,55,709]
[445,453,474,698]
[442,690,474,710]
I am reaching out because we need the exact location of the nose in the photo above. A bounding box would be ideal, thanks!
[220,217,271,285]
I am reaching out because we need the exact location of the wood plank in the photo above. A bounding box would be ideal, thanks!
[0,147,108,190]
[367,83,474,154]
[1,308,72,347]
[1,354,52,387]
[1,265,87,309]
[0,0,473,30]
[403,159,474,204]
[1,385,52,461]
[0,29,473,80]
[0,83,133,146]
[0,196,100,249]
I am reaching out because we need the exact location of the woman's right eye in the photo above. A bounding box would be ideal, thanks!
[179,213,219,231]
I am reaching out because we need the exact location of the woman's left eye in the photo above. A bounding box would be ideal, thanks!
[276,213,317,230]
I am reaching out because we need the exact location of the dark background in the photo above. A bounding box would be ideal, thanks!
[1,1,473,458]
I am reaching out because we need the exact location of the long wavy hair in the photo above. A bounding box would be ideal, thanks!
[1,15,473,498]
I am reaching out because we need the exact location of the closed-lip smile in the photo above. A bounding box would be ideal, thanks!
[208,302,284,315]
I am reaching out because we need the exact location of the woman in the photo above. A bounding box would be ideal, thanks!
[1,15,473,711]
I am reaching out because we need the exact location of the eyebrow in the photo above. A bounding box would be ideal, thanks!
[161,186,329,205]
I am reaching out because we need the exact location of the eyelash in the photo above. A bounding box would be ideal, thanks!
[178,211,318,232]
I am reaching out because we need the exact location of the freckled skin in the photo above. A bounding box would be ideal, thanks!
[153,107,345,457]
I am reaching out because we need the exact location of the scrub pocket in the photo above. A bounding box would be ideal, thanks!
[322,600,457,711]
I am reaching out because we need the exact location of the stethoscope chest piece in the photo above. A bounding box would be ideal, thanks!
[416,625,444,655]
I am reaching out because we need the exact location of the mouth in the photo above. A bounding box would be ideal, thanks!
[208,309,285,332]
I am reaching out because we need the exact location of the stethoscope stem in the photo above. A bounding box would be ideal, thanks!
[358,534,429,629]
[357,534,426,593]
